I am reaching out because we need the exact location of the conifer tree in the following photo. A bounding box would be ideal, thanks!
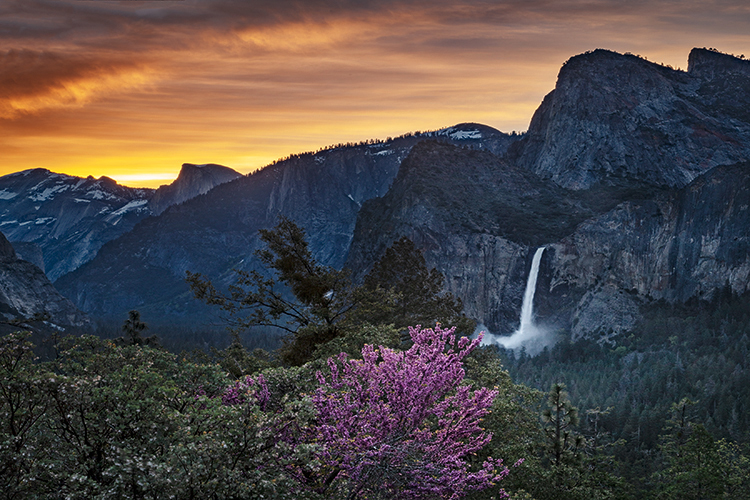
[358,236,475,336]
[187,219,475,366]
[542,383,584,468]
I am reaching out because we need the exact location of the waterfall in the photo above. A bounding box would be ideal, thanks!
[517,246,545,336]
[482,246,553,355]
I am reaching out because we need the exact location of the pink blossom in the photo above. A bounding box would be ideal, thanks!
[313,325,510,499]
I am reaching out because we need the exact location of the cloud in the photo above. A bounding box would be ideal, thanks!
[0,49,153,118]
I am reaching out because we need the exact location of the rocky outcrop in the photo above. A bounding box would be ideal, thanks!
[10,241,45,271]
[39,49,750,341]
[0,165,245,281]
[345,140,600,332]
[0,232,90,329]
[511,49,750,190]
[688,47,750,80]
[345,50,750,338]
[149,163,242,215]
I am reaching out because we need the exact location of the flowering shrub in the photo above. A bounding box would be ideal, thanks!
[221,373,270,410]
[312,325,512,499]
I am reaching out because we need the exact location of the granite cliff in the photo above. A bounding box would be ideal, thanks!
[548,161,750,340]
[0,231,89,331]
[347,48,750,338]
[149,163,242,215]
[511,48,750,190]
[36,48,750,341]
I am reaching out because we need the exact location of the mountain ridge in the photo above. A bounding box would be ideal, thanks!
[510,48,750,190]
[0,231,90,331]
[53,124,519,322]
[0,163,242,281]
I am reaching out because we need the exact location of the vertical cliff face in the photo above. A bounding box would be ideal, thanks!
[511,49,750,190]
[346,49,750,340]
[32,48,750,340]
[345,140,596,333]
[540,161,750,340]
[0,231,90,329]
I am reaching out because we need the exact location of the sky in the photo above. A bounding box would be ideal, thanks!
[2,1,750,188]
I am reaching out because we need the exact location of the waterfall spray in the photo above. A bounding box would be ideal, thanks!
[482,246,554,355]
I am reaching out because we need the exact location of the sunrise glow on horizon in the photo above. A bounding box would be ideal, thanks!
[2,1,750,188]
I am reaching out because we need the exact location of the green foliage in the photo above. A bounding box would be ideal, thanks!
[500,290,750,498]
[210,332,275,378]
[308,323,401,363]
[542,383,583,468]
[0,331,49,499]
[115,310,159,347]
[187,216,357,366]
[650,398,750,500]
[0,333,325,499]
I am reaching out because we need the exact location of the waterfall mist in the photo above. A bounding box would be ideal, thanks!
[481,247,557,356]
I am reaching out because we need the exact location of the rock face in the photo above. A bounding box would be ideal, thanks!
[54,125,517,322]
[345,140,601,331]
[23,48,750,341]
[548,162,750,339]
[511,49,750,190]
[148,163,242,215]
[10,241,45,271]
[0,231,90,329]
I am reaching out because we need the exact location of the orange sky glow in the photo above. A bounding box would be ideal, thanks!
[2,0,750,188]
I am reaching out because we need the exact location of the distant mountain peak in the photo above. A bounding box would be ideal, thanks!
[149,163,242,215]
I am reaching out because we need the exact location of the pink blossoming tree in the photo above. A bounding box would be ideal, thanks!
[312,324,513,499]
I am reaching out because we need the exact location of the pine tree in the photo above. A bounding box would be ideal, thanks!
[542,383,584,468]
[357,236,475,336]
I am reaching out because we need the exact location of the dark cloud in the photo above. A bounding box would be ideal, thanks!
[0,49,135,99]
[0,49,148,118]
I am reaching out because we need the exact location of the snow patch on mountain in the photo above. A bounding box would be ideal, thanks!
[0,189,17,200]
[109,199,149,217]
[29,184,70,202]
[86,189,119,201]
[434,127,483,140]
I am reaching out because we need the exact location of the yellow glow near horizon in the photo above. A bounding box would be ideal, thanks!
[109,173,181,188]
